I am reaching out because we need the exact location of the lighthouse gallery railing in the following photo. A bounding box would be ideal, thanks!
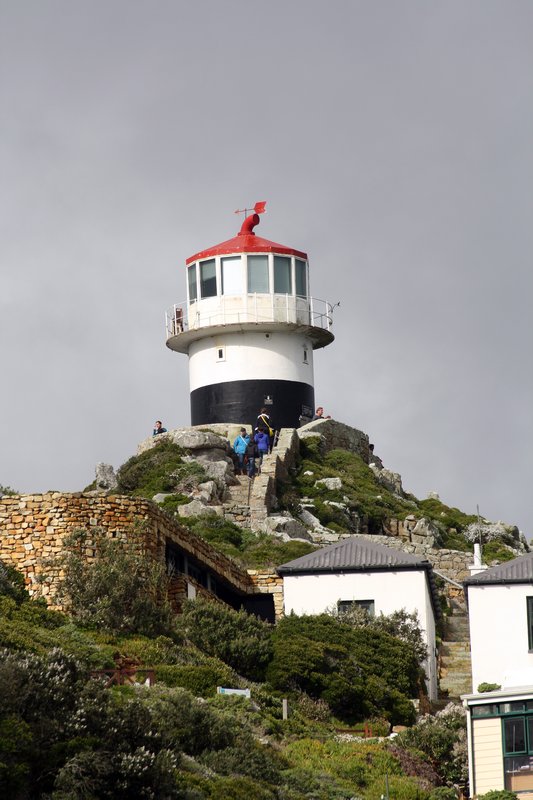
[165,294,333,338]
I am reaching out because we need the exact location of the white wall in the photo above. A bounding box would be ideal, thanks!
[282,569,438,699]
[468,583,533,690]
[188,331,314,390]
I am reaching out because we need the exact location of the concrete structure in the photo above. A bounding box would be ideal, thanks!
[465,553,533,691]
[277,536,440,700]
[165,209,334,428]
[463,685,533,796]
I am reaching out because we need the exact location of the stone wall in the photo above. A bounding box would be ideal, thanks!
[0,493,256,608]
[248,570,284,620]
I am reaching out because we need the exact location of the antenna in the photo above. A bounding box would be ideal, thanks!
[234,201,267,217]
[331,301,341,314]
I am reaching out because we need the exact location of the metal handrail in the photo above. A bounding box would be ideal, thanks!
[165,293,333,339]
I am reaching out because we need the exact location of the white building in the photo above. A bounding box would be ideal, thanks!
[277,536,439,700]
[463,553,533,795]
[465,553,533,692]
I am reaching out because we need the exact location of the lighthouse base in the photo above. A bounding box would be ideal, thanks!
[190,379,315,430]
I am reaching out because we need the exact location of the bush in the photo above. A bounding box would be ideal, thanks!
[267,614,420,725]
[478,792,518,800]
[396,703,467,784]
[179,598,273,681]
[155,664,231,696]
[478,682,502,693]
[58,527,174,636]
[0,561,29,604]
[116,440,206,497]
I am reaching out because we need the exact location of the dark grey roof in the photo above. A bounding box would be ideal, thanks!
[465,552,533,586]
[277,536,432,575]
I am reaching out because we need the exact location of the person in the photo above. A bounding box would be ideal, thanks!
[153,420,167,435]
[233,428,250,475]
[312,406,331,421]
[256,407,275,452]
[254,426,270,471]
[245,434,259,478]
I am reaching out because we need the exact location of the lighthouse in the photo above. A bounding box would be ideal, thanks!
[165,209,334,429]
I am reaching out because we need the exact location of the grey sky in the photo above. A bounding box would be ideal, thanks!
[1,1,531,535]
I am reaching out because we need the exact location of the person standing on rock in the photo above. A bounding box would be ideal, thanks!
[233,428,250,475]
[153,420,167,435]
[312,407,331,421]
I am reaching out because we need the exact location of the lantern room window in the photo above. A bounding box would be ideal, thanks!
[200,259,217,298]
[221,256,243,296]
[247,255,269,293]
[188,264,198,302]
[274,256,292,294]
[295,259,307,297]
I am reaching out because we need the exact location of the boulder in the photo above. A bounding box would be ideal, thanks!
[95,463,118,491]
[262,514,313,541]
[315,477,342,491]
[369,464,404,496]
[172,430,228,451]
[152,493,174,504]
[177,499,219,518]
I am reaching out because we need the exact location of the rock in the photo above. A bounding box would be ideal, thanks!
[177,499,218,518]
[410,518,443,548]
[303,470,314,476]
[262,515,312,541]
[315,477,342,490]
[152,493,174,504]
[299,508,322,528]
[298,419,369,461]
[196,481,218,502]
[172,430,227,451]
[95,463,118,491]
[369,464,403,496]
[427,491,440,500]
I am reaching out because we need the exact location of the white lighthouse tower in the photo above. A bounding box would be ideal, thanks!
[165,208,334,429]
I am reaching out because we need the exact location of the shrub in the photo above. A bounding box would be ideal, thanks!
[116,440,206,498]
[396,703,467,784]
[58,527,174,636]
[155,664,231,696]
[267,614,419,725]
[478,682,502,693]
[478,792,518,800]
[179,598,273,681]
[0,561,29,604]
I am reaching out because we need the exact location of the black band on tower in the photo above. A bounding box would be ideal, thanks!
[190,379,315,430]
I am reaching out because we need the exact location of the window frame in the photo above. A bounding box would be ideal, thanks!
[199,258,217,299]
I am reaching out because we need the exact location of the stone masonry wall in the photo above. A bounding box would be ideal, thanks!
[0,493,255,608]
[247,570,284,620]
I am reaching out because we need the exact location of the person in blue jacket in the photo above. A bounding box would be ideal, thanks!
[233,428,250,474]
[153,420,167,435]
[254,426,270,471]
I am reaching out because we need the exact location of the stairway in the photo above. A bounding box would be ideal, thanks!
[223,475,254,526]
[439,597,473,700]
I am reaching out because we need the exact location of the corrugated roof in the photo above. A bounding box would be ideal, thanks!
[277,536,431,574]
[465,552,533,585]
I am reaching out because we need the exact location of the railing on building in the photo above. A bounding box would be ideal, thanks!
[165,294,334,339]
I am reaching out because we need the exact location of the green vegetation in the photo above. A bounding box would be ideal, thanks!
[477,682,502,693]
[482,540,516,563]
[58,527,174,636]
[0,553,469,798]
[116,440,206,498]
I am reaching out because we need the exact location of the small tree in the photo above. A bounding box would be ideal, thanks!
[58,527,173,636]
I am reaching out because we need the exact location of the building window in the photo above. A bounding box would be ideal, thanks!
[200,259,217,298]
[274,255,292,294]
[295,259,307,297]
[221,256,243,295]
[503,716,533,790]
[188,264,197,302]
[527,597,533,650]
[216,346,225,361]
[303,347,309,364]
[337,599,375,617]
[247,255,269,293]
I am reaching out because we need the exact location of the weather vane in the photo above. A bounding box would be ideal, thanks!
[234,201,267,217]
